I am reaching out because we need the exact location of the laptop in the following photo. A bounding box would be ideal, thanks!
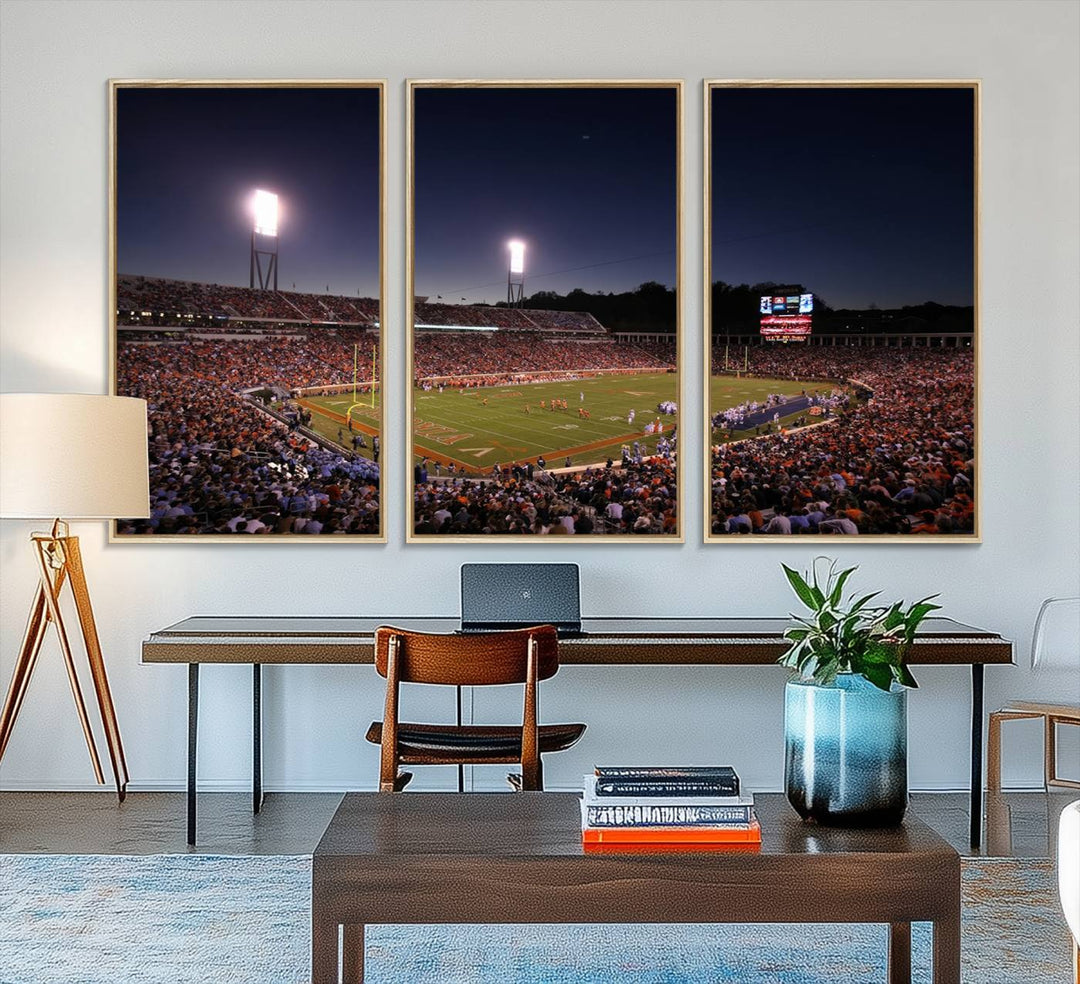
[459,563,583,637]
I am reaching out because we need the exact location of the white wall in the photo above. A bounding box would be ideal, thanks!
[1,0,1077,795]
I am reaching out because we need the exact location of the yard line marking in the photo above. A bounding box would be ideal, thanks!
[415,429,665,474]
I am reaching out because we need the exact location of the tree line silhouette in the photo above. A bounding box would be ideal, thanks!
[488,280,973,336]
[496,281,676,333]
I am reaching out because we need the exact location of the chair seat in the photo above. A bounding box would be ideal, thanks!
[994,701,1080,720]
[365,721,586,760]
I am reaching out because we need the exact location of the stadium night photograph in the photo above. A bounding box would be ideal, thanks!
[409,82,681,540]
[111,82,384,539]
[707,83,978,540]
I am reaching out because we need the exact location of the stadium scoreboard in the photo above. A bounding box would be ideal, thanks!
[760,292,813,339]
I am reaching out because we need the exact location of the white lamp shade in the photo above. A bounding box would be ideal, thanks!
[0,393,150,519]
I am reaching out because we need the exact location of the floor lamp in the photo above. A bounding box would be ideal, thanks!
[0,393,149,800]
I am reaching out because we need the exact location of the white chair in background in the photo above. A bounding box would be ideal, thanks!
[988,597,1080,791]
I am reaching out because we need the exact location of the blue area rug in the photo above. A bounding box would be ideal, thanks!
[0,854,1070,983]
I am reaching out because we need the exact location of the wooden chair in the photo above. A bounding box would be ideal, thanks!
[365,625,586,792]
[988,598,1079,792]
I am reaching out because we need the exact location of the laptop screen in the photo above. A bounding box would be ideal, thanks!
[460,563,581,629]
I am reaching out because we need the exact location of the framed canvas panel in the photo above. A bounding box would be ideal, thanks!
[704,81,980,542]
[109,80,386,541]
[407,80,683,542]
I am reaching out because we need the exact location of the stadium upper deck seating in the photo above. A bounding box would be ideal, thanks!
[413,331,673,381]
[117,275,605,335]
[413,302,605,334]
[117,275,379,326]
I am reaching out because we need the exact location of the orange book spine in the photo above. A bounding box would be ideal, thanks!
[582,819,761,845]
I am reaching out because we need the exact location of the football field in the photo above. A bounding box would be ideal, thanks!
[709,373,847,441]
[407,371,678,472]
[296,371,840,472]
[296,393,382,461]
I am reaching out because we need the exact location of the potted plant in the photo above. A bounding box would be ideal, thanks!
[779,558,941,826]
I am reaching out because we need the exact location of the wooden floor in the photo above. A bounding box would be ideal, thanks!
[1,788,1074,857]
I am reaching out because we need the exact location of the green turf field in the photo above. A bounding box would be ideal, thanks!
[406,372,678,473]
[296,371,840,471]
[293,393,382,461]
[709,374,845,441]
[408,372,679,472]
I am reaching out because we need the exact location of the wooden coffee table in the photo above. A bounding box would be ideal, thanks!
[312,792,960,984]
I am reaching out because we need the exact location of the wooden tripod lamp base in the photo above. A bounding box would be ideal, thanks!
[0,393,150,800]
[0,521,130,801]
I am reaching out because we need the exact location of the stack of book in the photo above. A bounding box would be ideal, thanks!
[581,766,760,848]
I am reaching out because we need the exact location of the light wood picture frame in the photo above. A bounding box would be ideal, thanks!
[109,79,387,542]
[407,80,683,543]
[704,80,980,543]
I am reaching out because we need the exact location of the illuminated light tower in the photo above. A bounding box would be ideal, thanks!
[250,189,279,290]
[507,239,525,307]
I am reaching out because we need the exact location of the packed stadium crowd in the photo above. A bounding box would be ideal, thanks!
[117,277,620,341]
[414,303,604,334]
[710,344,975,535]
[413,332,672,382]
[117,275,379,325]
[413,453,678,535]
[120,328,376,390]
[625,336,677,364]
[115,333,380,535]
[114,275,684,536]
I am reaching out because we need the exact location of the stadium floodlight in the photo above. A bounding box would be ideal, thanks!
[507,239,526,307]
[508,240,525,274]
[253,189,279,237]
[250,189,280,289]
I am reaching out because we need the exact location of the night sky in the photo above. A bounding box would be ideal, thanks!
[414,87,677,305]
[711,86,975,309]
[115,87,380,297]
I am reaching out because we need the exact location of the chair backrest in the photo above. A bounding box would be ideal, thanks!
[374,625,559,686]
[1031,597,1080,672]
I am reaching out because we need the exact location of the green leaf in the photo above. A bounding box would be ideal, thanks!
[828,566,857,607]
[860,643,895,664]
[782,565,819,610]
[882,604,905,632]
[816,661,839,686]
[862,663,894,692]
[902,599,942,643]
[849,591,881,613]
[808,556,833,608]
[895,664,919,689]
[908,599,941,621]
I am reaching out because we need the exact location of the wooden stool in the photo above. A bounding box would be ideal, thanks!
[987,701,1080,792]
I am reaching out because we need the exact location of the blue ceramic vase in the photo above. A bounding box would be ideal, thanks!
[784,672,908,826]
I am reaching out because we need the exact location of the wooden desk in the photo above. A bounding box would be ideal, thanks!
[141,616,1012,846]
[311,791,961,984]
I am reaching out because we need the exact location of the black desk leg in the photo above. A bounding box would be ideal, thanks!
[187,663,199,847]
[456,684,465,793]
[969,663,984,848]
[253,664,263,814]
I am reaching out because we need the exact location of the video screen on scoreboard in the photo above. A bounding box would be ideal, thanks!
[760,292,813,337]
[759,293,813,315]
